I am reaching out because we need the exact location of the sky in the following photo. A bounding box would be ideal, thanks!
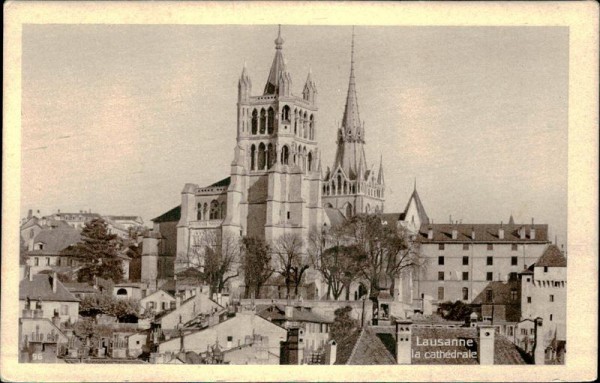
[20,24,568,244]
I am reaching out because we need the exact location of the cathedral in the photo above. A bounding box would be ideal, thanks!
[170,27,385,273]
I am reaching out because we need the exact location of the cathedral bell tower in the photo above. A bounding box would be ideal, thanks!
[322,28,385,217]
[223,26,324,244]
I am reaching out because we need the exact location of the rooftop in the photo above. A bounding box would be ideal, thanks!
[418,223,549,243]
[151,205,181,223]
[257,304,333,324]
[20,274,79,302]
[535,244,567,267]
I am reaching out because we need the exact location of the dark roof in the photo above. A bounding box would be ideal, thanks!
[63,282,98,294]
[105,215,142,221]
[380,213,400,226]
[152,205,181,223]
[20,274,79,302]
[417,223,549,243]
[399,188,429,225]
[345,327,397,365]
[333,329,361,365]
[536,245,567,267]
[257,304,333,324]
[471,281,522,323]
[208,177,231,188]
[27,228,81,255]
[324,207,346,227]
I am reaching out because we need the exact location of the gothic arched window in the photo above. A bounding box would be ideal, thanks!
[281,145,289,165]
[294,109,298,135]
[210,200,220,220]
[282,105,290,122]
[203,203,208,220]
[260,109,266,134]
[197,203,202,220]
[307,152,313,171]
[303,112,308,139]
[345,203,353,218]
[250,144,256,170]
[267,143,275,169]
[309,115,315,140]
[267,107,275,134]
[251,109,258,135]
[258,142,266,170]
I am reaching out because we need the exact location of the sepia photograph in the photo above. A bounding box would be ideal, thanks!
[2,1,597,382]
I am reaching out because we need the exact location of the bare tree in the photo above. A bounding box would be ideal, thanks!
[342,214,422,299]
[308,226,361,300]
[274,233,310,299]
[181,230,240,297]
[241,236,273,299]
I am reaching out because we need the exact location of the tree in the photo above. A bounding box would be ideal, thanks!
[273,233,309,299]
[342,214,422,300]
[308,226,362,300]
[241,236,273,299]
[70,218,124,283]
[330,306,359,343]
[79,293,142,322]
[438,300,473,322]
[178,231,240,297]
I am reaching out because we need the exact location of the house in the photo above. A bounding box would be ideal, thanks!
[154,289,223,331]
[157,306,287,364]
[471,279,522,339]
[63,282,99,300]
[19,272,80,324]
[139,289,176,316]
[257,304,332,356]
[25,227,82,275]
[126,331,150,358]
[19,305,69,363]
[113,282,147,300]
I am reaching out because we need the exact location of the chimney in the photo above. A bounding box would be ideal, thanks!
[325,340,337,365]
[534,317,545,365]
[427,227,433,240]
[27,209,33,219]
[395,320,412,364]
[52,272,58,293]
[520,227,526,240]
[477,324,495,365]
[498,222,504,240]
[52,309,61,327]
[285,305,294,319]
[471,227,476,240]
[530,218,536,240]
[451,228,458,240]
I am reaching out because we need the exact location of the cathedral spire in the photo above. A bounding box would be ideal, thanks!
[377,154,385,184]
[264,25,287,95]
[341,26,362,139]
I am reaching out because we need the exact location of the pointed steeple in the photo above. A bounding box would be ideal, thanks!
[238,61,252,102]
[303,66,317,103]
[377,155,385,184]
[264,25,287,95]
[509,214,515,225]
[341,26,363,141]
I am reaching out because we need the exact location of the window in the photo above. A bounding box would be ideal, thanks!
[116,288,128,296]
[462,256,469,266]
[550,314,553,321]
[34,257,39,266]
[511,289,517,301]
[462,287,469,301]
[486,289,493,303]
[438,272,445,281]
[486,272,493,281]
[437,287,444,301]
[544,266,548,273]
[287,211,291,220]
[162,302,168,311]
[511,256,518,266]
[60,305,69,315]
[438,256,445,265]
[438,244,445,251]
[487,243,493,251]
[46,257,50,266]
[197,203,203,220]
[463,243,469,251]
[462,272,469,281]
[227,336,233,342]
[521,329,527,335]
[170,301,176,310]
[487,256,493,266]
[509,272,518,281]
[209,200,220,220]
[549,295,554,302]
[530,329,535,335]
[527,297,532,304]
[511,244,518,251]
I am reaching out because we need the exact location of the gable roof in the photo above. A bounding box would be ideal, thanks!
[257,304,333,324]
[324,207,346,227]
[535,244,567,267]
[345,327,397,365]
[27,227,81,255]
[417,223,549,243]
[471,280,522,323]
[20,274,79,302]
[399,188,429,225]
[152,205,181,223]
[380,213,400,226]
[208,177,231,188]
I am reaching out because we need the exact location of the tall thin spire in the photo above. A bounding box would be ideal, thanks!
[350,26,355,82]
[264,25,286,95]
[414,177,417,191]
